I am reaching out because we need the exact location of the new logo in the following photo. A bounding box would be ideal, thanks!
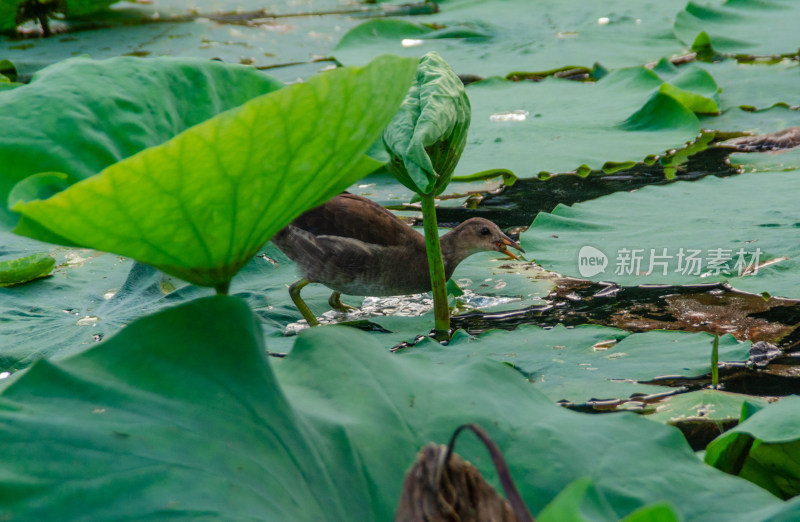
[578,246,607,277]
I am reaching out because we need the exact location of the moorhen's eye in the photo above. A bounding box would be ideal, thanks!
[480,227,491,236]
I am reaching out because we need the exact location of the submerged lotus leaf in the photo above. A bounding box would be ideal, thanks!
[0,296,787,519]
[0,56,285,228]
[706,395,800,499]
[674,0,800,57]
[457,67,700,178]
[383,51,470,195]
[13,55,418,290]
[700,105,800,135]
[693,60,800,111]
[647,389,769,424]
[730,148,800,173]
[406,325,749,405]
[525,170,800,298]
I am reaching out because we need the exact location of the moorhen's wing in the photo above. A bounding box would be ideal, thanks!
[290,193,419,247]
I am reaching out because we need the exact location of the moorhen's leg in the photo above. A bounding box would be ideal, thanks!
[328,291,356,313]
[289,279,319,326]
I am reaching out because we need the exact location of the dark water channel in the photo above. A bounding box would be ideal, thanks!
[433,146,739,229]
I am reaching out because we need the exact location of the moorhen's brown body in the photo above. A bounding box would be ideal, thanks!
[272,193,524,325]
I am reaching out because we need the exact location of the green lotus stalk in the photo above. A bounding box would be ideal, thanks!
[420,193,450,339]
[383,52,471,340]
[711,333,720,388]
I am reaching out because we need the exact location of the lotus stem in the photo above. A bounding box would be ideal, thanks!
[420,193,450,340]
[215,280,230,295]
[711,333,720,388]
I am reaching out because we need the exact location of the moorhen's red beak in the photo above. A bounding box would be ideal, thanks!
[497,235,525,260]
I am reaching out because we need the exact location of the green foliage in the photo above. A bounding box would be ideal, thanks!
[652,59,720,114]
[706,395,800,499]
[0,59,16,82]
[537,477,681,522]
[730,148,800,173]
[0,56,285,228]
[13,55,418,291]
[0,251,54,286]
[3,0,800,517]
[7,172,68,209]
[693,60,799,111]
[0,296,789,519]
[674,0,800,56]
[457,67,703,178]
[647,389,769,424]
[383,51,470,196]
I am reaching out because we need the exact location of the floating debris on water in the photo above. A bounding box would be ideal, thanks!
[401,39,425,48]
[77,316,99,326]
[489,110,529,122]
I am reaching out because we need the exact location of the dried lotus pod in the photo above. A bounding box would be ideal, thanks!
[395,424,533,522]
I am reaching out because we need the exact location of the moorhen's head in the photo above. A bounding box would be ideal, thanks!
[447,218,525,260]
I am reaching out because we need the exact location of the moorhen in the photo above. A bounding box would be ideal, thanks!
[272,193,525,326]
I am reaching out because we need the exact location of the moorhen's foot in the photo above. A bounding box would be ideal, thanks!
[328,291,357,313]
[289,278,320,326]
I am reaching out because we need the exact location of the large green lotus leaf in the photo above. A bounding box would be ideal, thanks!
[694,60,800,111]
[524,170,800,298]
[0,231,199,372]
[647,389,769,424]
[0,234,307,372]
[334,0,693,77]
[0,296,788,519]
[651,59,720,114]
[0,296,360,519]
[706,395,800,499]
[674,0,800,56]
[0,56,284,229]
[405,325,750,405]
[537,477,681,522]
[449,252,551,311]
[700,105,800,135]
[13,55,417,290]
[731,149,800,173]
[456,68,700,178]
[383,51,471,195]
